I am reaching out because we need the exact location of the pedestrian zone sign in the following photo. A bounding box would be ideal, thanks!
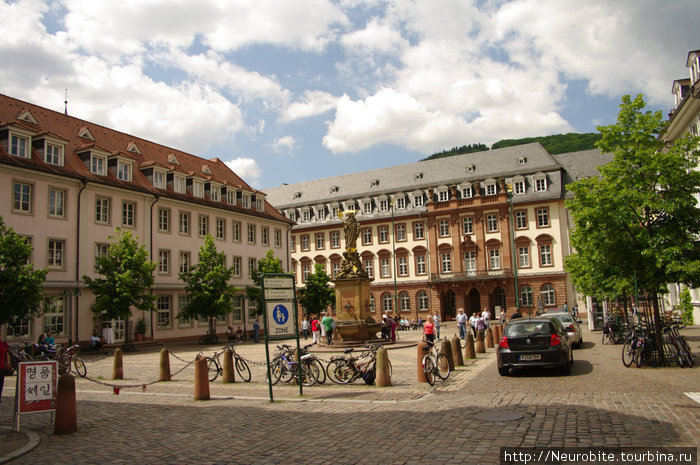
[266,302,295,337]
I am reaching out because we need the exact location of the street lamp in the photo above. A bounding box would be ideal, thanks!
[505,183,520,312]
[390,196,397,314]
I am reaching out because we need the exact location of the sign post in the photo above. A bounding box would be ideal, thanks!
[14,360,58,431]
[261,273,300,401]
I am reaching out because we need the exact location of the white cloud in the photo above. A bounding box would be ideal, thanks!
[272,136,299,153]
[280,91,339,123]
[224,158,262,185]
[341,18,407,55]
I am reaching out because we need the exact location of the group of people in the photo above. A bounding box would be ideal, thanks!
[301,313,335,345]
[455,307,507,339]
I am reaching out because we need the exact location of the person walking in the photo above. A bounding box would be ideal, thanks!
[423,315,435,343]
[311,316,320,344]
[321,313,334,345]
[456,308,467,339]
[253,320,260,343]
[469,313,478,337]
[301,317,309,340]
[433,313,441,339]
[482,307,491,329]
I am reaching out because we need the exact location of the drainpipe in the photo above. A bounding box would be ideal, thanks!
[75,178,88,343]
[149,193,160,340]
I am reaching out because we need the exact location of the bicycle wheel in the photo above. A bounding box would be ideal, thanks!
[73,358,87,377]
[312,359,326,384]
[205,357,220,382]
[332,360,355,384]
[269,358,284,385]
[235,357,251,382]
[437,353,450,380]
[634,343,645,368]
[621,339,635,367]
[326,359,348,384]
[300,361,319,387]
[198,335,207,345]
[679,337,694,367]
[423,355,436,386]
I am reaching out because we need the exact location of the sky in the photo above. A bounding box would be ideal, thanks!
[1,0,698,191]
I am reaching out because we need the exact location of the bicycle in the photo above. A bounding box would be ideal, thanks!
[601,316,619,345]
[421,341,450,386]
[664,324,694,368]
[299,343,326,384]
[326,344,389,385]
[57,344,87,377]
[205,345,252,382]
[269,344,319,387]
[199,329,219,345]
[621,325,646,367]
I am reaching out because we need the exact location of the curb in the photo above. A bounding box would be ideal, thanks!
[0,427,40,464]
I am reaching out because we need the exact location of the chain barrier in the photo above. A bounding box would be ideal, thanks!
[81,356,198,394]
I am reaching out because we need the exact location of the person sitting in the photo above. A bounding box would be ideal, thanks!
[45,332,56,347]
[236,326,244,341]
[226,325,234,340]
[90,333,105,353]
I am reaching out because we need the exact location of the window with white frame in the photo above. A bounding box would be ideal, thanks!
[302,264,310,282]
[330,231,340,248]
[515,210,528,229]
[193,180,204,198]
[541,284,555,306]
[214,218,225,240]
[96,197,110,224]
[261,226,269,246]
[416,255,426,275]
[226,189,236,205]
[534,176,547,192]
[316,207,325,220]
[438,189,449,202]
[380,257,391,277]
[48,188,65,218]
[418,291,428,311]
[379,198,389,212]
[153,170,166,189]
[521,285,533,307]
[485,182,497,196]
[464,251,476,274]
[7,317,31,338]
[256,197,264,211]
[364,259,373,278]
[117,160,132,181]
[240,193,251,208]
[43,297,65,335]
[461,185,473,198]
[301,235,310,251]
[178,295,192,327]
[302,209,311,222]
[400,292,410,311]
[486,214,498,232]
[95,243,109,259]
[179,251,190,274]
[232,295,244,322]
[174,175,186,194]
[489,248,501,269]
[382,293,393,312]
[179,211,190,235]
[290,236,296,251]
[413,193,424,207]
[378,226,389,243]
[395,196,406,209]
[462,217,473,235]
[232,256,241,277]
[122,201,135,227]
[45,142,64,166]
[10,133,29,158]
[315,233,324,249]
[518,246,530,268]
[13,181,33,213]
[398,256,408,276]
[232,221,241,242]
[396,224,406,241]
[274,229,281,247]
[439,219,450,237]
[332,262,340,278]
[158,208,170,233]
[441,253,452,273]
[362,228,372,245]
[198,215,208,237]
[210,185,220,202]
[248,258,258,278]
[157,296,171,328]
[414,222,424,240]
[513,179,525,195]
[362,201,372,214]
[48,239,64,268]
[330,205,339,218]
[540,244,552,266]
[158,249,170,274]
[90,154,106,175]
[247,224,256,244]
[536,208,549,227]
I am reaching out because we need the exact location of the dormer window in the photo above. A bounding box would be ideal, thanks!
[193,180,204,198]
[329,203,340,218]
[10,131,31,158]
[362,200,372,214]
[459,183,473,199]
[174,174,186,194]
[316,206,325,220]
[513,178,526,195]
[44,141,64,166]
[466,164,475,173]
[225,188,236,205]
[395,195,406,209]
[300,208,311,222]
[153,170,166,189]
[240,192,251,208]
[343,200,356,211]
[378,197,389,212]
[533,173,548,192]
[518,157,527,165]
[17,110,38,125]
[90,153,107,176]
[370,179,380,188]
[209,184,221,202]
[436,186,449,202]
[293,192,302,199]
[413,191,424,207]
[256,197,265,212]
[117,160,132,182]
[485,182,497,196]
[414,172,423,180]
[330,186,339,194]
[78,127,94,141]
[202,164,212,175]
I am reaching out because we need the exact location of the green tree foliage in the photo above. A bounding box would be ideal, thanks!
[565,95,700,359]
[678,288,694,325]
[0,216,49,326]
[83,229,156,343]
[492,133,602,154]
[179,235,240,331]
[422,143,488,160]
[246,250,285,316]
[297,263,335,317]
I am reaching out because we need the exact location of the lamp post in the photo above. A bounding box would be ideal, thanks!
[506,184,520,312]
[390,197,397,314]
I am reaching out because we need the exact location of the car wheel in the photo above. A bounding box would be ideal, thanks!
[498,366,509,376]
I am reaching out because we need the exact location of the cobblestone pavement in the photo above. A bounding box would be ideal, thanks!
[1,323,698,465]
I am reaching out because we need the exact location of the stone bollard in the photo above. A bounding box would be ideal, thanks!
[464,332,476,359]
[222,348,235,383]
[441,339,454,372]
[193,356,210,401]
[491,325,500,346]
[417,340,430,383]
[375,347,391,387]
[485,328,494,349]
[54,373,77,435]
[451,335,464,366]
[495,324,503,344]
[159,348,171,381]
[112,348,124,380]
[475,330,486,353]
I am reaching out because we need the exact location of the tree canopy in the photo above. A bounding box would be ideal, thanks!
[178,235,240,328]
[297,263,335,317]
[0,216,48,326]
[246,250,285,316]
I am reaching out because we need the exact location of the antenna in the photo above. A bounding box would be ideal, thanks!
[64,89,68,115]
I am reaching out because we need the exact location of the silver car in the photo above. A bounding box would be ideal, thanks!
[546,311,582,348]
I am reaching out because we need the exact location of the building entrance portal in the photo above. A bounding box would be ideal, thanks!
[466,289,480,316]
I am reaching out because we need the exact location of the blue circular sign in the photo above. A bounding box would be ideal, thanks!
[273,305,289,325]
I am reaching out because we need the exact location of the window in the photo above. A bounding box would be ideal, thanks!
[316,207,325,220]
[462,217,473,235]
[7,318,31,338]
[48,239,64,268]
[178,295,192,327]
[398,256,408,276]
[399,292,410,311]
[380,257,391,277]
[302,264,310,282]
[45,143,63,165]
[174,175,186,194]
[332,262,340,278]
[274,229,282,247]
[96,243,109,259]
[226,189,236,205]
[158,208,170,233]
[461,185,473,198]
[362,202,372,214]
[10,134,29,158]
[364,259,373,278]
[216,218,225,240]
[489,248,500,270]
[414,194,424,207]
[441,253,452,273]
[515,210,527,229]
[485,183,497,196]
[232,256,242,277]
[330,231,340,248]
[417,291,428,311]
[179,251,191,273]
[158,249,170,274]
[379,198,389,212]
[518,246,530,268]
[240,194,251,208]
[301,235,310,251]
[90,154,106,175]
[157,296,171,328]
[290,236,296,252]
[521,286,533,307]
[232,295,244,322]
[438,190,449,202]
[117,160,132,181]
[193,180,204,198]
[464,251,476,275]
[261,226,269,246]
[486,214,499,232]
[514,180,525,195]
[210,185,220,202]
[232,221,241,242]
[396,224,406,241]
[96,197,110,224]
[247,224,256,244]
[362,228,372,245]
[153,170,166,189]
[249,258,258,278]
[536,208,549,227]
[198,215,209,237]
[122,201,135,227]
[302,210,310,222]
[414,222,424,240]
[256,197,264,211]
[315,233,324,250]
[43,297,65,335]
[540,244,552,266]
[179,211,190,235]
[382,293,393,312]
[48,188,65,218]
[535,177,547,192]
[378,226,389,243]
[439,220,450,237]
[396,197,406,209]
[541,284,555,306]
[416,255,426,275]
[13,181,32,213]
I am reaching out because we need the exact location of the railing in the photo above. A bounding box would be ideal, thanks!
[431,269,514,282]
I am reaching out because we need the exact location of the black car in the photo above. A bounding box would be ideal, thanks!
[497,317,573,376]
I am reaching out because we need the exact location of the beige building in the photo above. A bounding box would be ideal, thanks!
[1,94,291,344]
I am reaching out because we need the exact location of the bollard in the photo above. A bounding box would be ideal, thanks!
[417,340,430,383]
[494,324,503,344]
[54,373,77,435]
[451,335,464,366]
[159,348,171,381]
[441,339,454,372]
[464,332,476,359]
[112,348,124,380]
[491,325,500,346]
[375,347,391,387]
[485,328,494,349]
[475,330,486,353]
[193,356,210,401]
[222,348,235,383]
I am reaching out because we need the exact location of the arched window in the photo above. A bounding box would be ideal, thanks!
[399,291,410,311]
[382,292,393,312]
[417,291,428,311]
[541,284,555,306]
[520,285,533,307]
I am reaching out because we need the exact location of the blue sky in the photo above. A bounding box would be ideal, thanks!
[1,0,698,190]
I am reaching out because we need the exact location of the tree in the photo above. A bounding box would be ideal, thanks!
[246,250,285,316]
[83,228,156,347]
[0,216,48,326]
[178,235,239,332]
[298,263,335,317]
[565,94,700,362]
[678,288,694,326]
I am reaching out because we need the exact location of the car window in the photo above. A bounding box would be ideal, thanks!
[553,314,572,323]
[505,322,553,337]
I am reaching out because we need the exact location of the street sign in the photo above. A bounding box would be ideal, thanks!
[264,277,294,289]
[264,288,294,300]
[266,301,295,337]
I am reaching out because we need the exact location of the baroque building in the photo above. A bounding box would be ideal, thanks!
[0,93,291,345]
[265,144,610,322]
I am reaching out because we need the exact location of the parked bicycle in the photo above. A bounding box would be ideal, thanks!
[421,340,450,386]
[269,344,319,387]
[299,343,326,384]
[205,345,252,382]
[601,316,620,345]
[326,344,390,385]
[57,344,87,377]
[664,324,694,368]
[199,329,219,345]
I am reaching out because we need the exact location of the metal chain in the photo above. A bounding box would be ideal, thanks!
[80,357,197,391]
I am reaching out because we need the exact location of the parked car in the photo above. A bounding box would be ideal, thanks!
[497,317,573,376]
[546,311,582,348]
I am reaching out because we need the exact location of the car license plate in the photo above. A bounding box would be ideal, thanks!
[519,354,541,361]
